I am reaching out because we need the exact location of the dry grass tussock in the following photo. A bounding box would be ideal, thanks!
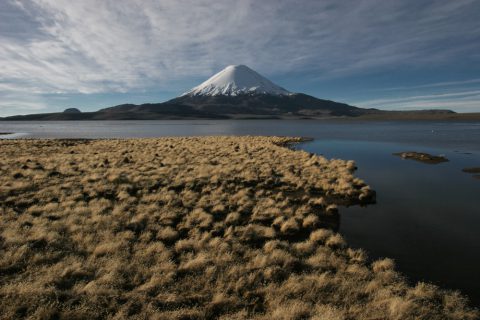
[0,137,477,319]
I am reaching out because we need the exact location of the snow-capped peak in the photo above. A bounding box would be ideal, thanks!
[182,65,291,97]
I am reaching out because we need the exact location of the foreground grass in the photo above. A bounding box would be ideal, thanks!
[0,137,477,320]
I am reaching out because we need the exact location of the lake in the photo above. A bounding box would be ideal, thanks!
[1,120,479,306]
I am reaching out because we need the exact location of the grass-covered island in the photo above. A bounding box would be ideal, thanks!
[393,151,449,164]
[462,167,480,180]
[0,137,477,319]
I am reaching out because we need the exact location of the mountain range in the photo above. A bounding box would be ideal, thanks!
[1,65,468,121]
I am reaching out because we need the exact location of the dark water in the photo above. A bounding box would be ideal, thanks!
[0,120,479,151]
[299,139,480,306]
[1,120,479,306]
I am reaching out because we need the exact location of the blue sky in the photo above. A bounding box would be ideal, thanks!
[1,0,479,116]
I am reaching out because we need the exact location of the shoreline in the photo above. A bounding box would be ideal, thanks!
[0,137,477,319]
[2,113,480,121]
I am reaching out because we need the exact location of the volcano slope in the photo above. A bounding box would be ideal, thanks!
[0,137,477,319]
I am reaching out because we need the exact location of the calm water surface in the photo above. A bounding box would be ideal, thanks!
[1,120,479,306]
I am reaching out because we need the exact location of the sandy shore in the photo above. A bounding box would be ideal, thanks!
[0,137,477,319]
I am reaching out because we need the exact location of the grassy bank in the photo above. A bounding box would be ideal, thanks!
[0,137,477,319]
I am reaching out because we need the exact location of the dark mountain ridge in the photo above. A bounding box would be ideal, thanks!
[0,65,466,121]
[1,92,379,120]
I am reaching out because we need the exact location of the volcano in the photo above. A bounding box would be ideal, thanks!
[155,65,370,118]
[182,65,291,97]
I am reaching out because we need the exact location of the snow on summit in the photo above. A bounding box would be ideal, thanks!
[182,65,291,96]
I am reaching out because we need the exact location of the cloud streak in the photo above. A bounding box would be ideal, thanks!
[357,90,480,112]
[371,79,480,92]
[0,0,480,115]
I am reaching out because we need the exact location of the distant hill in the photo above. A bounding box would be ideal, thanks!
[63,108,82,114]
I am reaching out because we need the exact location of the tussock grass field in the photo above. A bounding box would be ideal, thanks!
[0,137,477,319]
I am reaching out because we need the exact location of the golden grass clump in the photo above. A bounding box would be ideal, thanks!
[0,137,477,319]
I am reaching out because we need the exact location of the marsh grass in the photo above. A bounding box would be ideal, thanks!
[0,137,477,319]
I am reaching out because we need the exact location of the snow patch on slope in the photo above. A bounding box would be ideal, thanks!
[182,65,291,97]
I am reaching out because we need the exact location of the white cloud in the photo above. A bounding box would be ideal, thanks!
[373,79,480,92]
[356,90,480,112]
[0,91,49,116]
[358,90,480,106]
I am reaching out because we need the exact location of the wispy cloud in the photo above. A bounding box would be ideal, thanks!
[1,0,480,115]
[0,91,49,116]
[359,90,480,105]
[371,78,480,92]
[357,90,480,112]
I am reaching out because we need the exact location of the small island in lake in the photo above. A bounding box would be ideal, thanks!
[393,151,449,164]
[462,167,480,173]
[462,167,480,180]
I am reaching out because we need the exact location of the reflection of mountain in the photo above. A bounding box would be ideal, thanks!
[1,65,467,120]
